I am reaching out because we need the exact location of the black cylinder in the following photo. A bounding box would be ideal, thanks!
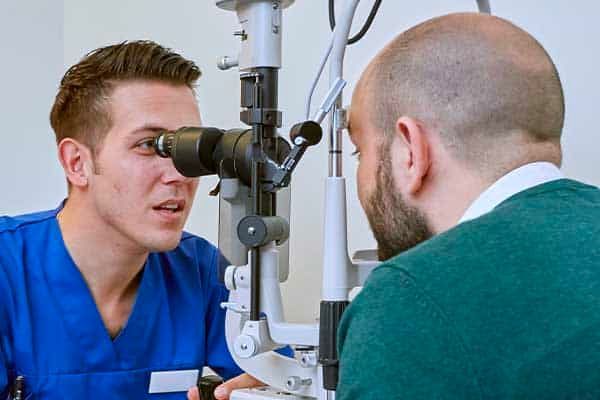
[153,127,223,177]
[319,300,349,390]
[237,215,290,247]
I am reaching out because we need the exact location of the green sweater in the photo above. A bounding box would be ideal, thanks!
[338,179,600,399]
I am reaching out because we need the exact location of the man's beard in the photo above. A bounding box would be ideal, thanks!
[364,143,433,261]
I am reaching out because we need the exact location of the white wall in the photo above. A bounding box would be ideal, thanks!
[0,1,64,214]
[2,1,598,322]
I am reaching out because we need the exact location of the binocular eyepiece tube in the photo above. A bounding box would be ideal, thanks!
[153,121,321,190]
[153,127,225,178]
[152,126,294,188]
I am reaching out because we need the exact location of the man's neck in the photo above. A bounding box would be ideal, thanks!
[428,179,487,234]
[57,195,147,304]
[419,163,490,234]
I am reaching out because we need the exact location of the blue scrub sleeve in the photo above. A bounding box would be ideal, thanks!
[0,347,7,398]
[0,261,10,398]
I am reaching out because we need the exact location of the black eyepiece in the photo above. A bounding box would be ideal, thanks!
[152,127,224,177]
[154,132,176,158]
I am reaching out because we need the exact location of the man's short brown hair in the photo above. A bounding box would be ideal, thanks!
[50,40,201,152]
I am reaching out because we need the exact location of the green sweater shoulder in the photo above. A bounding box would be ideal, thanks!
[338,179,600,399]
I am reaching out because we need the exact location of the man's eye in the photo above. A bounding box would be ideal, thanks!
[135,138,156,154]
[351,148,360,158]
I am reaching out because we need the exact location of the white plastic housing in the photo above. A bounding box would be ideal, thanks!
[216,0,292,70]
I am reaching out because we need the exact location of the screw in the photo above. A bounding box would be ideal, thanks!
[234,30,247,40]
[248,226,256,236]
[285,376,312,391]
[299,351,318,367]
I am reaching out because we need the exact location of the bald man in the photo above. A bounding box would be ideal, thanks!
[338,12,600,399]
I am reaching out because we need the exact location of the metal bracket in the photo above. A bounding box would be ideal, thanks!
[221,301,250,315]
[240,109,283,127]
[334,108,347,131]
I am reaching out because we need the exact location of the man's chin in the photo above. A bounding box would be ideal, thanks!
[144,234,183,253]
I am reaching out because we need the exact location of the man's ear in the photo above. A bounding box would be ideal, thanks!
[57,138,93,188]
[393,116,431,195]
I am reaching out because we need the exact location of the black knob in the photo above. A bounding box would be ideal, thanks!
[197,375,224,400]
[289,121,322,147]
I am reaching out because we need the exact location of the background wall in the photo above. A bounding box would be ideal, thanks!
[0,1,64,214]
[1,1,598,322]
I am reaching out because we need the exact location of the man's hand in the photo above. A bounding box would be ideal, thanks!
[187,373,264,400]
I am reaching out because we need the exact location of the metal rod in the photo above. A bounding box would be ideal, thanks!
[312,78,346,124]
[248,67,279,321]
[250,72,263,321]
[250,132,262,321]
[477,0,492,14]
[328,0,360,177]
[330,101,343,177]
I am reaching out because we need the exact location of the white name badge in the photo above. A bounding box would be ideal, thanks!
[148,369,200,394]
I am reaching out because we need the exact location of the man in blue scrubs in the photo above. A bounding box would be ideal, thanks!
[0,41,261,399]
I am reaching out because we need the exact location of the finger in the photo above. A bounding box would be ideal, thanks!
[214,373,264,400]
[187,386,200,400]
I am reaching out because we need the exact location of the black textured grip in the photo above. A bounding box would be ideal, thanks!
[319,300,349,390]
[197,375,224,400]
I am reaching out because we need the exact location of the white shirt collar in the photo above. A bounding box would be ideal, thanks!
[459,162,564,224]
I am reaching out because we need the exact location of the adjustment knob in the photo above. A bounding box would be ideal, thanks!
[289,121,322,146]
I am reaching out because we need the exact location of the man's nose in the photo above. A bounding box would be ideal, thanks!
[159,156,193,184]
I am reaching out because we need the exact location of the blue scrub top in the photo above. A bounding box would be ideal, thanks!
[0,206,244,399]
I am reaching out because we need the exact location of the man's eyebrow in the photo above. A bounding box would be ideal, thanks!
[130,124,169,136]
